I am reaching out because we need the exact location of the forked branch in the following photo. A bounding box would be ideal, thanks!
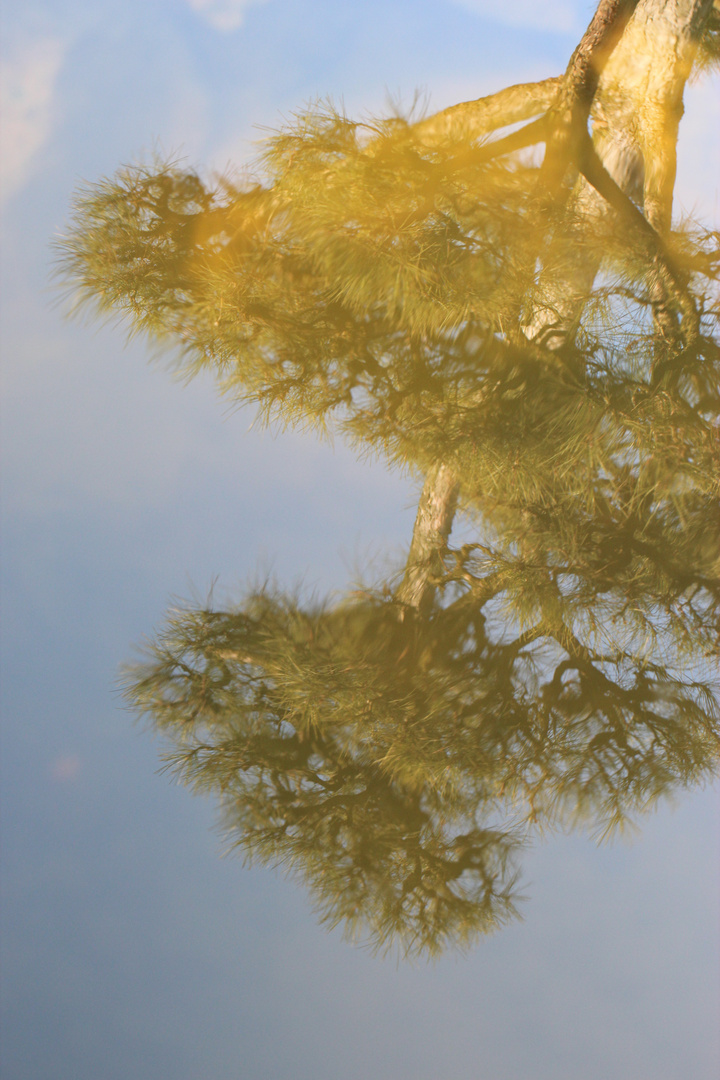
[541,0,640,190]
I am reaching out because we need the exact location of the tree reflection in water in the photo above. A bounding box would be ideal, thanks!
[125,568,717,956]
[59,0,720,956]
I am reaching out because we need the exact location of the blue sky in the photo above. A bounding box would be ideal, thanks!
[1,3,719,1078]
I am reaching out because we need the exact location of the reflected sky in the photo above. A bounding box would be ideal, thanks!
[2,2,720,1078]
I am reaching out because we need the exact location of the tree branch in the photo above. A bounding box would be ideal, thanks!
[577,133,700,340]
[542,0,640,191]
[396,463,459,614]
[449,115,549,171]
[412,77,562,146]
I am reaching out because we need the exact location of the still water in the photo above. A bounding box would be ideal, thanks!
[3,1,719,1077]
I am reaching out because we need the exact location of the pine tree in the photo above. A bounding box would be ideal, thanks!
[58,0,720,955]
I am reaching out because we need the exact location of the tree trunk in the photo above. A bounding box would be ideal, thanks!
[527,0,714,344]
[396,463,458,615]
[396,0,715,611]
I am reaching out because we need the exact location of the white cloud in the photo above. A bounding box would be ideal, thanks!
[185,0,270,33]
[0,37,66,204]
[448,0,580,33]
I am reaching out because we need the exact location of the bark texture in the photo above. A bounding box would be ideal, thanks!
[526,0,714,346]
[396,463,459,614]
[598,0,715,232]
[413,77,562,145]
[541,0,640,190]
[396,0,716,607]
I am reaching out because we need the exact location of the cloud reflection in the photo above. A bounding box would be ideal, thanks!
[50,753,82,782]
[0,36,66,203]
[185,0,270,33]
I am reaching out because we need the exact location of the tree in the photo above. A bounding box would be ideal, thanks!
[58,0,720,956]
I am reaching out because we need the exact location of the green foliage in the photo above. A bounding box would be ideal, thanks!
[127,591,527,955]
[57,108,720,614]
[694,2,720,74]
[60,91,720,955]
[126,584,718,955]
